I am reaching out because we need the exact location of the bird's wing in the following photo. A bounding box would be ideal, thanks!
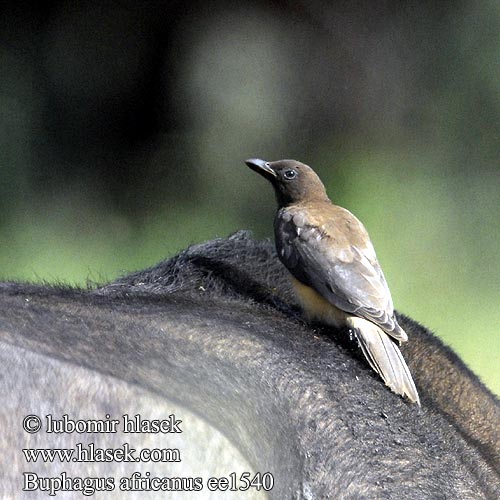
[276,205,407,341]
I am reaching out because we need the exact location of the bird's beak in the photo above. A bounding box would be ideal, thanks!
[245,158,277,180]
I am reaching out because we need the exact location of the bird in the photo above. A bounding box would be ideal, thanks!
[245,158,420,404]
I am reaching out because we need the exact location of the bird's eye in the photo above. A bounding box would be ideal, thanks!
[283,169,297,180]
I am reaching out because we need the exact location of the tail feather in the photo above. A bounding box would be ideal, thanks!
[349,317,420,405]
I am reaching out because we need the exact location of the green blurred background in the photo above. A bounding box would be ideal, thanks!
[1,1,498,395]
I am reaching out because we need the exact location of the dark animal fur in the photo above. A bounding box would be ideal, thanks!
[1,231,498,498]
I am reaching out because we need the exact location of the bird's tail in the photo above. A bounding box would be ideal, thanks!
[348,317,420,405]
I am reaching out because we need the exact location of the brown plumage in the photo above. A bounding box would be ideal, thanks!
[246,158,420,404]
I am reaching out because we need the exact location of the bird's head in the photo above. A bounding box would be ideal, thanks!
[245,158,329,206]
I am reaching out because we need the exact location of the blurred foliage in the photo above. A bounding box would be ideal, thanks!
[0,0,498,395]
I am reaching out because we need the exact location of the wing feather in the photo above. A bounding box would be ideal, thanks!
[275,205,407,342]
